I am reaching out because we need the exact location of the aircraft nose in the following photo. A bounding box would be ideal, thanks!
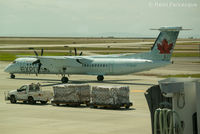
[4,64,12,72]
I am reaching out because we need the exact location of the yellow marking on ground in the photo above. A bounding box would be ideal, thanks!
[131,90,146,93]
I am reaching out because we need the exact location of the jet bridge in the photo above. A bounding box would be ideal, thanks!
[145,78,200,134]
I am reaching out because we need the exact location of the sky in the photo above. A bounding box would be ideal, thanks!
[0,0,200,38]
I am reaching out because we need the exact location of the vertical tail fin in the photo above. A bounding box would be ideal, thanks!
[150,27,182,61]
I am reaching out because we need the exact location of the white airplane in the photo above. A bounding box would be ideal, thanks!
[4,27,183,83]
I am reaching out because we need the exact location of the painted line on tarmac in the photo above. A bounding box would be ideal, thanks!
[131,90,146,93]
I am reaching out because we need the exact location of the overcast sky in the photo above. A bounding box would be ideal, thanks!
[0,0,199,38]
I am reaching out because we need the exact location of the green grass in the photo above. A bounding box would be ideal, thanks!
[192,62,200,64]
[95,52,200,57]
[0,52,72,61]
[0,46,150,51]
[93,52,128,55]
[0,53,16,61]
[172,52,199,57]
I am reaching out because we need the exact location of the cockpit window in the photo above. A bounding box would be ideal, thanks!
[12,61,16,64]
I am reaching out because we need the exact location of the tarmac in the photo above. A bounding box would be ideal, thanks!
[0,57,199,134]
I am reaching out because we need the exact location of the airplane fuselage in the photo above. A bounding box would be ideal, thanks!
[5,57,170,76]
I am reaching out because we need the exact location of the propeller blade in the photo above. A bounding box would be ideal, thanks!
[38,63,42,73]
[32,59,42,74]
[34,50,38,57]
[74,48,77,56]
[79,52,83,56]
[76,59,83,64]
[41,49,44,56]
[32,59,40,65]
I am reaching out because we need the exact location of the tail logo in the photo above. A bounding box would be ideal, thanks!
[157,39,173,54]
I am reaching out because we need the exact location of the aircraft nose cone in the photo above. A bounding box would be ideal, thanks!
[4,64,11,72]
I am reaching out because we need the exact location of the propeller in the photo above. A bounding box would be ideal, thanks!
[76,59,83,64]
[34,50,38,57]
[32,59,42,74]
[32,49,44,75]
[74,48,77,56]
[38,62,42,73]
[41,48,44,56]
[74,47,83,56]
[33,49,44,57]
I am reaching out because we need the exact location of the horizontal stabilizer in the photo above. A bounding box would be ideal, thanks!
[150,26,191,31]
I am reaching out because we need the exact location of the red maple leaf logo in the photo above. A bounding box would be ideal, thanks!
[157,39,173,54]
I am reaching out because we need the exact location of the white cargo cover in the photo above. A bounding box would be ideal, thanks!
[53,84,90,103]
[91,86,130,105]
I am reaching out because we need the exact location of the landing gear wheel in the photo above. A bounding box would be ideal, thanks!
[10,95,16,103]
[40,101,47,105]
[125,106,130,109]
[97,75,104,81]
[61,77,69,83]
[28,96,36,104]
[10,74,15,79]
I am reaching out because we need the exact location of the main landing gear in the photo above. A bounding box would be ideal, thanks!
[97,75,104,81]
[10,74,15,79]
[61,76,69,83]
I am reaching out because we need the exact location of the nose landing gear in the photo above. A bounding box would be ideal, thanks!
[61,76,69,83]
[61,67,69,83]
[97,75,104,81]
[10,74,15,79]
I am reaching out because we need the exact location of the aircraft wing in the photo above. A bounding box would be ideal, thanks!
[75,57,93,64]
[29,56,93,67]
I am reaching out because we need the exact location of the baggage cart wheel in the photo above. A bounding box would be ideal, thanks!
[93,105,98,108]
[125,106,130,109]
[40,101,47,105]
